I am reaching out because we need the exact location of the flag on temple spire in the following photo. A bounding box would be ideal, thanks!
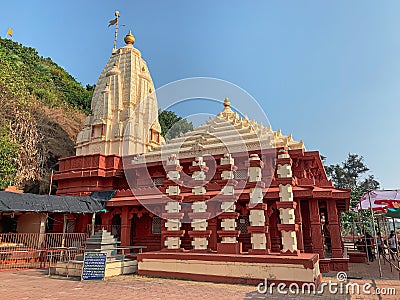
[108,11,120,50]
[7,28,13,38]
[108,10,119,28]
[108,18,117,27]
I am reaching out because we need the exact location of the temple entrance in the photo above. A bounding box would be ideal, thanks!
[301,199,313,253]
[111,214,121,241]
[319,205,332,258]
[181,223,192,250]
[269,208,282,252]
[95,214,102,226]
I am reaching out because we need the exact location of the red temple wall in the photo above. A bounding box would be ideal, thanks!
[132,214,161,252]
[53,150,350,272]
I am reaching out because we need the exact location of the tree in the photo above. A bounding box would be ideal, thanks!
[326,154,380,235]
[86,84,96,91]
[158,110,194,140]
[0,37,92,191]
[0,131,19,189]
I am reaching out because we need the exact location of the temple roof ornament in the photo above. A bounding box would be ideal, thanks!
[124,31,135,45]
[224,96,230,107]
[218,97,239,120]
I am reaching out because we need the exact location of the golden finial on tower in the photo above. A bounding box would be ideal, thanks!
[223,96,230,108]
[219,96,238,119]
[124,31,135,45]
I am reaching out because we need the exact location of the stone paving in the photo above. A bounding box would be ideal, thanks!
[0,264,399,300]
[325,259,400,281]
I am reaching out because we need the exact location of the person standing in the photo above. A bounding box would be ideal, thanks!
[376,232,384,257]
[388,233,397,261]
[365,232,375,262]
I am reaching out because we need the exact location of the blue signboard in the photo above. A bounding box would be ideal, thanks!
[81,252,107,280]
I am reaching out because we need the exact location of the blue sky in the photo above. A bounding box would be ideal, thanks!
[1,1,399,189]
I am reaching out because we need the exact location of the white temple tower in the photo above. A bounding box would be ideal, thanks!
[76,31,162,156]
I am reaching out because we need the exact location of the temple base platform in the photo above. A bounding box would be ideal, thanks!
[137,252,321,286]
[55,259,138,277]
[319,257,349,273]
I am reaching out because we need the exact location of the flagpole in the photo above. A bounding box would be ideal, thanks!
[368,191,382,278]
[113,11,120,50]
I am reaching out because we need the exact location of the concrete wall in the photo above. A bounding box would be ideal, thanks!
[17,213,46,234]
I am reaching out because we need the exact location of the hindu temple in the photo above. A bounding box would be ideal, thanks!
[53,30,350,285]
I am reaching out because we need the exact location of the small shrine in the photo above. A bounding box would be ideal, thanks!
[55,230,137,278]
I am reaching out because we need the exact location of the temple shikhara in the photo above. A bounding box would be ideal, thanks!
[75,31,162,156]
[53,30,350,285]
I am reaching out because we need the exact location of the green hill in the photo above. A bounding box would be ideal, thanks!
[0,37,92,193]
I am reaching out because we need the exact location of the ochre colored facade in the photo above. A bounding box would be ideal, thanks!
[53,32,350,276]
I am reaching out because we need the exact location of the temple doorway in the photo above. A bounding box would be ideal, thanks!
[269,208,282,252]
[111,214,121,241]
[181,223,193,250]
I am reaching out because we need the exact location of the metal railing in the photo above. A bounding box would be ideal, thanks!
[0,233,87,270]
[0,233,43,270]
[381,248,400,279]
[44,233,87,248]
[46,247,85,277]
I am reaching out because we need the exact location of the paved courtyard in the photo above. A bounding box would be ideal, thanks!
[0,263,399,300]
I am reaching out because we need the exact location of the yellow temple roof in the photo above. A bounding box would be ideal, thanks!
[136,98,305,163]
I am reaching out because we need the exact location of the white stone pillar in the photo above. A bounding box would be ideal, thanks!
[247,154,269,254]
[187,157,211,251]
[276,149,299,256]
[162,154,184,251]
[217,154,241,254]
